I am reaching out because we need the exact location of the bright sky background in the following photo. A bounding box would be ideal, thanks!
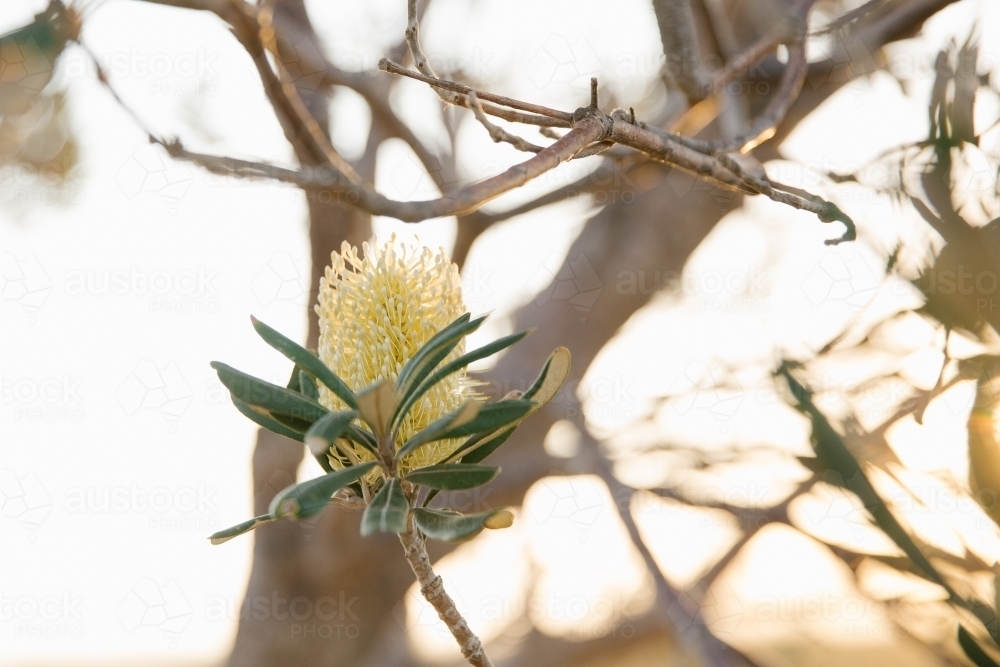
[2,0,1000,665]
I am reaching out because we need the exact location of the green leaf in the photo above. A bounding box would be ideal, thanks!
[270,461,379,519]
[231,397,305,442]
[305,410,358,457]
[396,314,487,400]
[212,361,328,422]
[298,370,319,401]
[412,507,507,542]
[345,424,379,456]
[440,400,534,440]
[286,365,302,393]
[209,514,276,545]
[251,316,358,409]
[394,328,530,429]
[459,428,515,465]
[404,463,500,490]
[777,363,955,595]
[450,347,571,464]
[959,626,1000,667]
[523,346,571,405]
[361,479,409,535]
[355,381,398,439]
[395,401,479,461]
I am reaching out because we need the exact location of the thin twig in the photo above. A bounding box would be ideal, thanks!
[575,422,755,667]
[404,0,462,104]
[252,5,361,181]
[379,59,575,123]
[672,37,809,154]
[398,515,493,667]
[707,30,783,93]
[467,92,544,153]
[159,118,607,220]
[652,0,711,101]
[811,0,890,35]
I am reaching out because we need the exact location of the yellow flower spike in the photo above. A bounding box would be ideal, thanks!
[315,235,476,476]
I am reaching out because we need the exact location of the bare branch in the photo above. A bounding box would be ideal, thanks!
[577,424,755,667]
[811,0,891,35]
[467,91,544,153]
[707,30,783,93]
[399,515,493,667]
[403,0,462,104]
[674,37,809,154]
[160,118,607,220]
[379,59,575,124]
[652,0,711,101]
[250,5,360,179]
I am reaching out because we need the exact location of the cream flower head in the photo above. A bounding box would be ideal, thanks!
[315,235,475,473]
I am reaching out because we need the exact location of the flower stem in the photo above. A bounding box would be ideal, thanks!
[398,515,493,667]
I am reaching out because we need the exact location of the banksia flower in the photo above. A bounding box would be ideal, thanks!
[210,233,568,546]
[315,235,475,472]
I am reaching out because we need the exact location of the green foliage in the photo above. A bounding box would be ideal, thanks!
[412,508,509,542]
[251,316,358,409]
[209,312,569,544]
[959,626,1000,667]
[404,463,500,490]
[362,478,409,535]
[270,462,379,519]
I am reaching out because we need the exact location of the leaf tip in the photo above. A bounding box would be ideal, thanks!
[306,435,330,457]
[485,509,514,530]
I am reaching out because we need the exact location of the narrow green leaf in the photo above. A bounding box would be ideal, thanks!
[270,462,379,519]
[439,400,534,440]
[269,411,315,434]
[413,507,504,542]
[396,314,488,403]
[394,329,530,429]
[396,313,470,391]
[523,346,571,405]
[298,370,319,401]
[959,626,1000,667]
[345,424,379,456]
[395,401,479,461]
[305,410,358,457]
[231,397,305,442]
[251,316,358,409]
[404,463,500,490]
[361,479,409,535]
[450,347,571,464]
[286,365,302,393]
[209,514,276,545]
[458,428,515,464]
[778,363,954,595]
[212,361,328,422]
[356,381,398,439]
[421,488,441,508]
